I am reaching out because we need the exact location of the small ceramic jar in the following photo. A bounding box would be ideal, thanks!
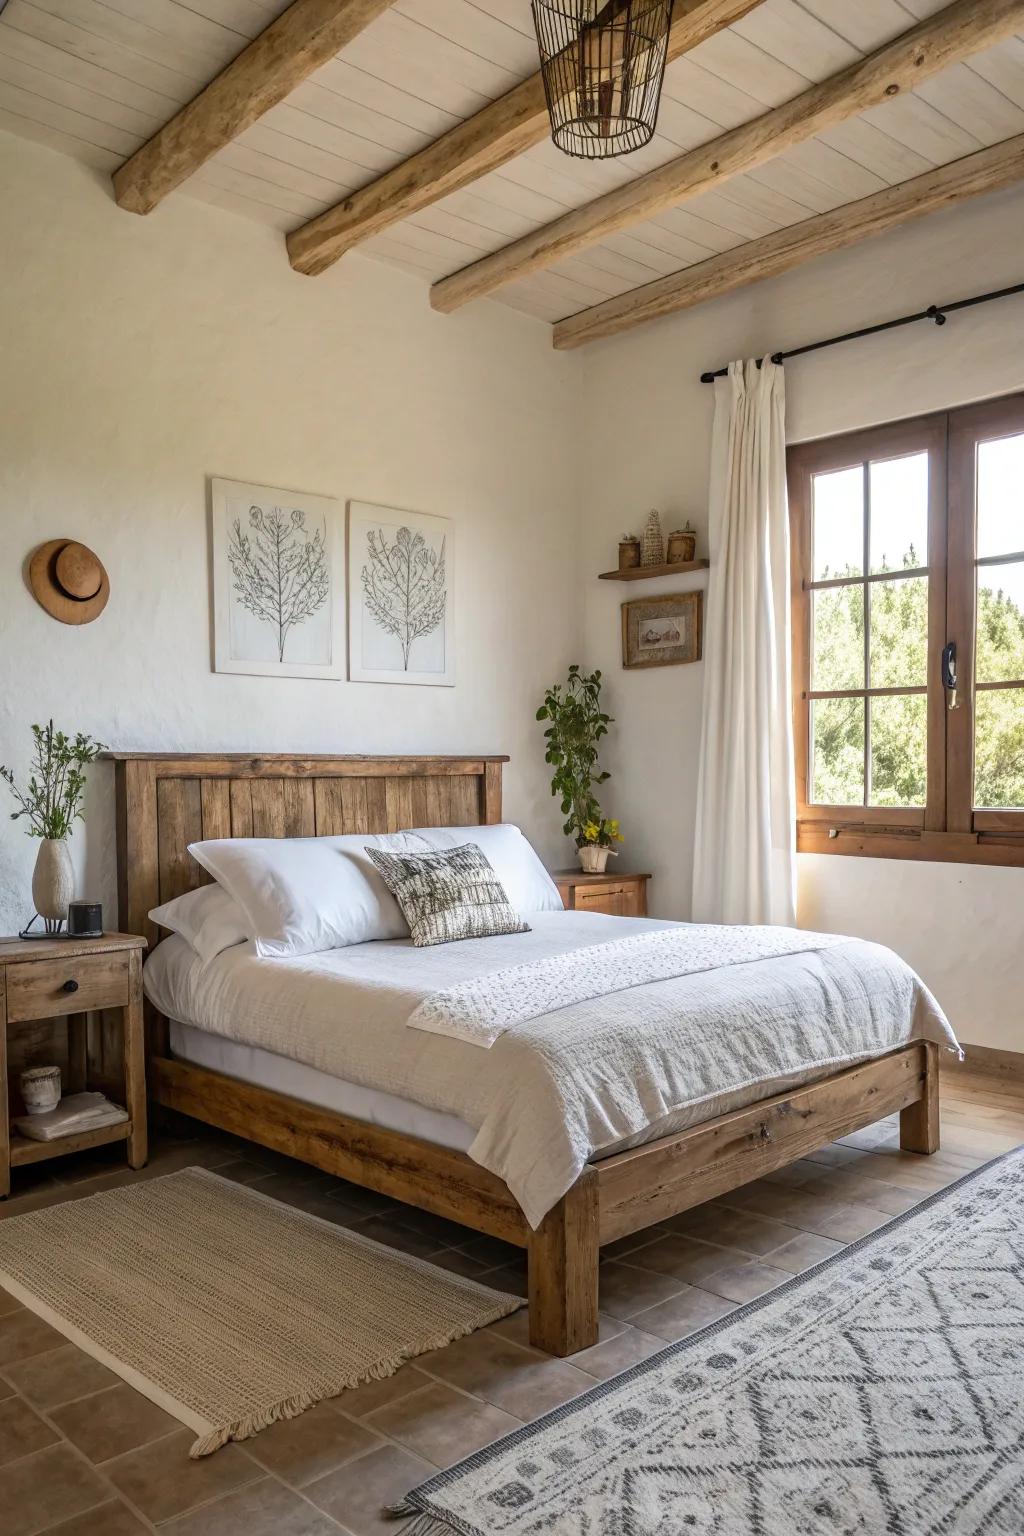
[618,536,641,570]
[667,524,697,564]
[21,1065,61,1116]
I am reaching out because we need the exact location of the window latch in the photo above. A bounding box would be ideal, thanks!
[942,641,959,711]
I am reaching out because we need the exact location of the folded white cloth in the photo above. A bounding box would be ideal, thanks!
[14,1092,128,1142]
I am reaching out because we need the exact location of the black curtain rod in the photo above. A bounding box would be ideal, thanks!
[698,281,1024,384]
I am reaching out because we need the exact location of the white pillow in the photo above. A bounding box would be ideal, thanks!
[408,824,563,913]
[149,883,250,965]
[187,831,428,958]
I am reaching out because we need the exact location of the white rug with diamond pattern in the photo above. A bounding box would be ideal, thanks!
[392,1149,1024,1536]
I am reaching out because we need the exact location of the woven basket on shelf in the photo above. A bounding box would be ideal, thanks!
[641,509,664,567]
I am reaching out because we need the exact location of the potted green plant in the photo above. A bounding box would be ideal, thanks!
[1,721,106,933]
[537,665,624,873]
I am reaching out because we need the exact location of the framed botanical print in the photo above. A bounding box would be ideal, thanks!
[622,591,703,669]
[348,501,454,686]
[211,477,343,680]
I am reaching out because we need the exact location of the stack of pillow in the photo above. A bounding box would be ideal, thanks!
[150,824,564,963]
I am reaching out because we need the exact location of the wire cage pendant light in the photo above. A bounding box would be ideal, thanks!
[532,0,674,159]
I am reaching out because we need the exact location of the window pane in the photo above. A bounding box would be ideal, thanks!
[977,433,1024,559]
[869,695,926,807]
[811,697,865,806]
[976,561,1024,684]
[868,576,928,688]
[869,452,928,573]
[813,466,863,580]
[975,689,1024,808]
[812,585,864,691]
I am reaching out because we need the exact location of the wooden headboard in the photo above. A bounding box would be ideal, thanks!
[112,753,508,948]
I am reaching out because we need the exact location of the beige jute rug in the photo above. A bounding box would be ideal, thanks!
[0,1166,521,1457]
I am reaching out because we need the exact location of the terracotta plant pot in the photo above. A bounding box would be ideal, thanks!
[578,845,611,873]
[32,838,74,930]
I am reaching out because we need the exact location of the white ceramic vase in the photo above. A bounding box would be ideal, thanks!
[32,838,74,929]
[578,844,611,874]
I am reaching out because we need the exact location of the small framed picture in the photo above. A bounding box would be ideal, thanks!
[622,591,703,669]
[348,501,454,686]
[211,477,343,680]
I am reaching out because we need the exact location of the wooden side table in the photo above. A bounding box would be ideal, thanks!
[0,933,148,1197]
[553,870,651,918]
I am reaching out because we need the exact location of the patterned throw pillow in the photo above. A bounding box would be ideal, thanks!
[364,843,530,948]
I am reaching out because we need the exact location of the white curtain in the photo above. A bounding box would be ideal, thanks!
[692,357,796,927]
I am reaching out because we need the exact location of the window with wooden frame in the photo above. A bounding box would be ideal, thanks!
[788,391,1024,866]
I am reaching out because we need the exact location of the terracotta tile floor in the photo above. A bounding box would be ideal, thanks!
[0,1070,1019,1535]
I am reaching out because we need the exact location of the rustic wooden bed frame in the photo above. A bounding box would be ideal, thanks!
[114,751,940,1357]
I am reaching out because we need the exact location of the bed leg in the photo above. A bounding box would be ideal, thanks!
[900,1041,940,1154]
[527,1171,599,1356]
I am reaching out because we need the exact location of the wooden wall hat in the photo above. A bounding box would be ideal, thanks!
[29,540,109,625]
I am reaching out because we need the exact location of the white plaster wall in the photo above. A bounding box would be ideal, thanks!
[0,133,584,934]
[580,181,1024,1051]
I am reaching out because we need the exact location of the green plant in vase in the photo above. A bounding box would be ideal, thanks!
[537,665,623,873]
[1,720,106,933]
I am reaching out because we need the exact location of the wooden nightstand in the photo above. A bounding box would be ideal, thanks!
[0,933,148,1197]
[553,870,651,918]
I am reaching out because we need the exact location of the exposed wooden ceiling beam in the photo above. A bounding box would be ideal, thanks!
[430,0,1024,313]
[552,134,1024,349]
[285,0,764,277]
[112,0,397,215]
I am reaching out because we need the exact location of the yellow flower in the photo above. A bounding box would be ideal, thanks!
[582,822,599,842]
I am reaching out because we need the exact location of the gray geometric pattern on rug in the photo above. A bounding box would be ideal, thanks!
[395,1148,1024,1535]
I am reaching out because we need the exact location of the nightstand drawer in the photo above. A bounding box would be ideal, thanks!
[6,951,130,1023]
[553,870,650,919]
[575,883,638,917]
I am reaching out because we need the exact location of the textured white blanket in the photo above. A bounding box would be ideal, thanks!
[409,924,847,1047]
[144,913,959,1228]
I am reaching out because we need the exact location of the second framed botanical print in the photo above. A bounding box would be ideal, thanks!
[622,591,703,669]
[348,502,454,686]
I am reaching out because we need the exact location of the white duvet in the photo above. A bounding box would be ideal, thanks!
[144,912,958,1228]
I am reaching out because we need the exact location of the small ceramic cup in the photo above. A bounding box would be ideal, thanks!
[20,1065,61,1116]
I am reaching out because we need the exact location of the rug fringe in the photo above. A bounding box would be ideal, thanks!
[384,1499,461,1532]
[190,1389,322,1457]
[187,1302,521,1458]
[403,1515,458,1536]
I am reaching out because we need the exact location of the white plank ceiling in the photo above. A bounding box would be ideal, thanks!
[1,0,1022,323]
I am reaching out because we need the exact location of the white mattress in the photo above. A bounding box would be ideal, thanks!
[169,1019,476,1153]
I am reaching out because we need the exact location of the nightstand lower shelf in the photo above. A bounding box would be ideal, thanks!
[10,1119,131,1168]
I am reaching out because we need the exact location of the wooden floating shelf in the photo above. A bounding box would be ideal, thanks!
[598,559,709,582]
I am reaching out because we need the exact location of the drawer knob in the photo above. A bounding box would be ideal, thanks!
[62,978,79,994]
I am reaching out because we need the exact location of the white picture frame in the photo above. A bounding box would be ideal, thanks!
[211,477,343,680]
[348,501,454,687]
